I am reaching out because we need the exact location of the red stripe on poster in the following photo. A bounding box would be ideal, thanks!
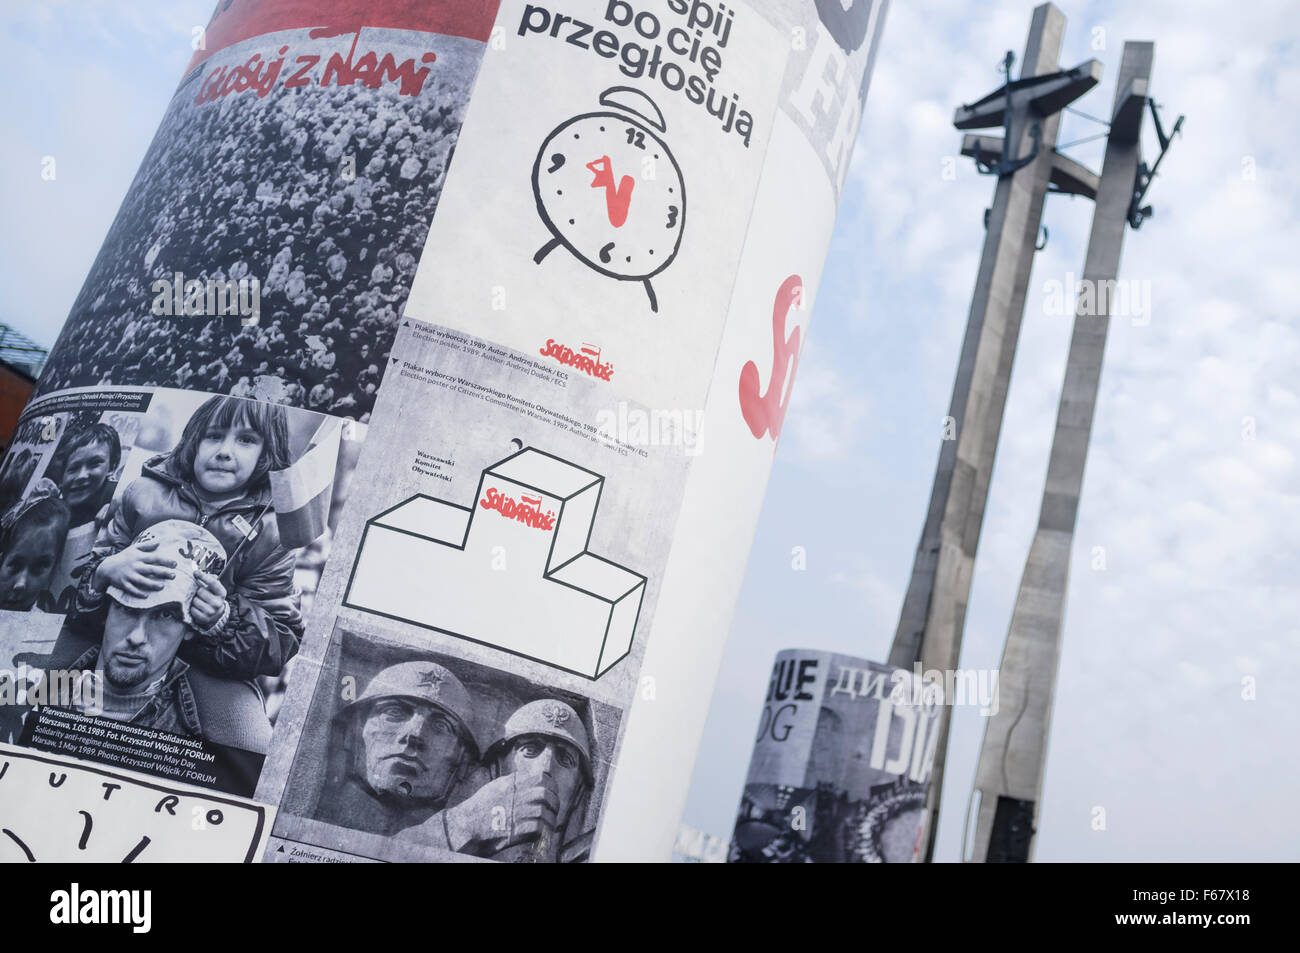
[188,0,500,70]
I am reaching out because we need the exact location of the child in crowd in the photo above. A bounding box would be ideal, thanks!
[79,396,303,680]
[0,481,71,613]
[47,423,121,529]
[44,422,123,609]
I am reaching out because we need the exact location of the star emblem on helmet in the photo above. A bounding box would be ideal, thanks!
[416,668,445,693]
[540,701,570,728]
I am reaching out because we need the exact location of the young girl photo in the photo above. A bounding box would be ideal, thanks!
[78,395,304,680]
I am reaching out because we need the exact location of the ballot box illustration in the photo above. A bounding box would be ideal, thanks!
[343,448,646,679]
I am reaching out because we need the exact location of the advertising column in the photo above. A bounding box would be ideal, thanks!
[0,0,499,861]
[0,0,889,863]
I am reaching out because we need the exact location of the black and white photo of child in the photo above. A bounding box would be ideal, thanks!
[42,421,123,610]
[0,481,70,613]
[0,386,362,794]
[46,422,121,528]
[77,394,302,681]
[0,384,361,757]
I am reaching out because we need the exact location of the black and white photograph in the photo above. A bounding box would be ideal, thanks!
[0,386,362,794]
[1,399,145,614]
[0,414,65,524]
[34,24,487,421]
[271,624,619,863]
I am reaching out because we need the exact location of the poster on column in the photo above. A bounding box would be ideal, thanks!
[252,0,802,862]
[0,0,500,806]
[730,651,938,863]
[34,0,500,420]
[402,0,790,410]
[255,322,693,863]
[0,389,362,797]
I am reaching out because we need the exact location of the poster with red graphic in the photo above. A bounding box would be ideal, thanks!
[34,0,498,420]
[253,0,891,863]
[601,0,889,860]
[402,0,789,411]
[254,322,690,861]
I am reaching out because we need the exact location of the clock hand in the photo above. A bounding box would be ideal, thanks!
[122,834,151,863]
[587,155,634,228]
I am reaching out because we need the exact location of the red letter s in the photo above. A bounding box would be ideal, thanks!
[739,274,803,441]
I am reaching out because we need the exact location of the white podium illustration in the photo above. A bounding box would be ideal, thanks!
[344,448,646,679]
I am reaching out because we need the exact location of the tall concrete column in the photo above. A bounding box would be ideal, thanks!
[968,41,1155,863]
[887,3,1099,860]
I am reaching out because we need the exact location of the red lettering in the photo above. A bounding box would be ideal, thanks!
[539,338,614,381]
[586,155,635,227]
[284,54,317,89]
[193,36,434,106]
[739,274,804,441]
[479,488,556,531]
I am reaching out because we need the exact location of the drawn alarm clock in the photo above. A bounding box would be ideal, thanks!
[532,86,686,313]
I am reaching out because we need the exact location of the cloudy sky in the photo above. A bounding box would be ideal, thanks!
[3,0,1297,861]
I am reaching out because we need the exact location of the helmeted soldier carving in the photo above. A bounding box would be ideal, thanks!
[419,697,595,862]
[314,661,480,836]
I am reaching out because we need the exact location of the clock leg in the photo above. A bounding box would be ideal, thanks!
[643,279,658,313]
[533,237,562,264]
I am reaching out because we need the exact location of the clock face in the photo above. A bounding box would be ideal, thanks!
[0,744,267,863]
[532,112,686,282]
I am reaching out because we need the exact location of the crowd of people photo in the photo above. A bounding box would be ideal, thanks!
[35,34,475,421]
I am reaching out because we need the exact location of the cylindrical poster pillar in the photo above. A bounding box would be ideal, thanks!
[730,651,939,863]
[0,0,888,863]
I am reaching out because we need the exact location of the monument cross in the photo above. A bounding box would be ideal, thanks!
[886,2,1100,862]
[966,40,1181,863]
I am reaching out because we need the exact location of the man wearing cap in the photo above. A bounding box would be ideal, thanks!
[20,520,272,758]
[419,698,595,862]
[313,660,480,836]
